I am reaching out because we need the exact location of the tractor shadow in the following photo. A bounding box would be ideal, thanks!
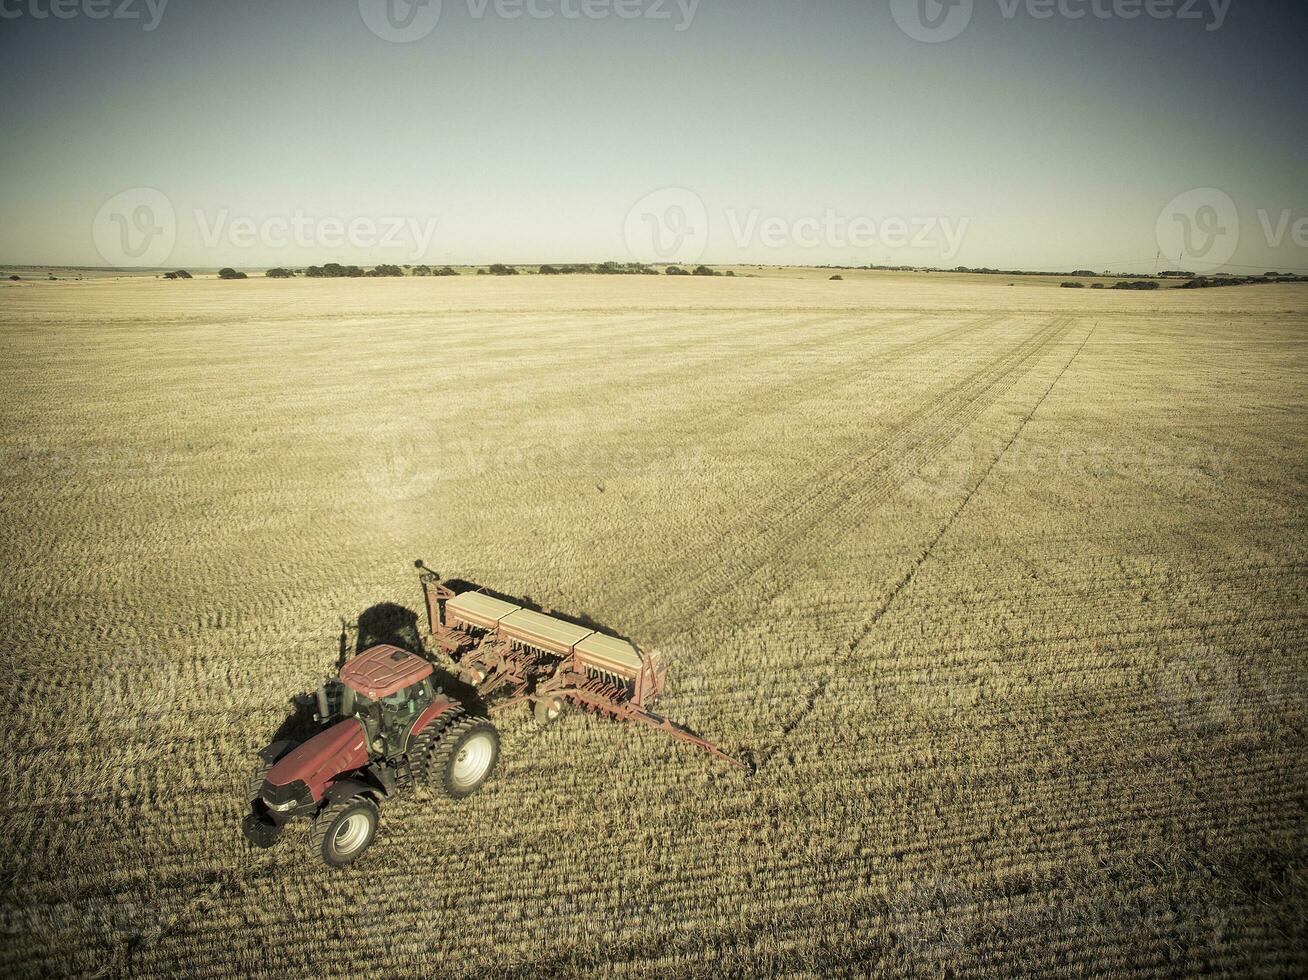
[269,693,320,744]
[339,599,485,712]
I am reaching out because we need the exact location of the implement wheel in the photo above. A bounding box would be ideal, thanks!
[428,716,499,799]
[532,695,564,726]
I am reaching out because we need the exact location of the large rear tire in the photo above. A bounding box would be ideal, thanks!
[428,716,499,799]
[312,797,379,868]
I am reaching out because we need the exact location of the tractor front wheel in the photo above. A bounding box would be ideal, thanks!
[428,717,499,799]
[312,797,379,868]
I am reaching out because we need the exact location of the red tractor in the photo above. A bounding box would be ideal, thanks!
[243,564,747,867]
[242,644,496,866]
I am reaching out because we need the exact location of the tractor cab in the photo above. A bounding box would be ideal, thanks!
[337,645,436,758]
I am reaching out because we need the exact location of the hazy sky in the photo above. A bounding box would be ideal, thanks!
[1,0,1305,271]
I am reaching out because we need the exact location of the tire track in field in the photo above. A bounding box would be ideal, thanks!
[498,311,998,465]
[750,322,1097,772]
[452,308,940,428]
[625,316,1074,634]
[519,312,1006,506]
[506,314,1017,760]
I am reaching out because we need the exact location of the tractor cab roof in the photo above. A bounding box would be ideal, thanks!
[340,645,433,699]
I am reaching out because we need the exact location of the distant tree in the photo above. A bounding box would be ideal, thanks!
[218,268,247,280]
[433,266,459,276]
[692,265,719,276]
[829,274,843,281]
[666,266,690,276]
[265,268,295,278]
[366,264,404,277]
[538,265,561,275]
[488,263,518,275]
[1060,281,1086,288]
[8,275,19,281]
[411,265,432,276]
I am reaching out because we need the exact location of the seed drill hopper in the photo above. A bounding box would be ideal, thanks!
[418,566,751,771]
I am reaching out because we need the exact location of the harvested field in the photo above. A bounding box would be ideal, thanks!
[2,273,1306,977]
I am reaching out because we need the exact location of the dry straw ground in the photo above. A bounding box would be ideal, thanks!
[1,272,1305,977]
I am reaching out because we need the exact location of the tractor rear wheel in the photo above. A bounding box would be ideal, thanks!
[312,796,379,868]
[532,695,564,726]
[428,716,499,799]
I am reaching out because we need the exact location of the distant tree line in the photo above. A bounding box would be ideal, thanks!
[224,261,779,280]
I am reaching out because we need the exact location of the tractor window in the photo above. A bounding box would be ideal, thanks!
[381,685,419,716]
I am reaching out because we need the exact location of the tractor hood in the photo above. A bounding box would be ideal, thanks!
[265,718,370,803]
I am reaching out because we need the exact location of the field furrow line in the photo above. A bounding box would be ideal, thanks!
[631,316,1075,634]
[750,321,1095,768]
